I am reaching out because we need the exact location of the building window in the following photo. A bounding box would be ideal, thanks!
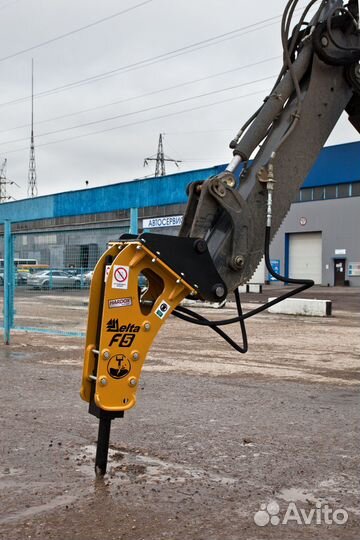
[337,183,350,198]
[313,187,325,200]
[351,182,360,197]
[274,181,359,204]
[35,234,57,245]
[300,188,313,202]
[324,185,336,199]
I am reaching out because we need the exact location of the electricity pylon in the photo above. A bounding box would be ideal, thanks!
[144,134,181,177]
[0,159,18,202]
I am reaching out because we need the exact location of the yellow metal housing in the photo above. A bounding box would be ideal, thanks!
[80,241,195,412]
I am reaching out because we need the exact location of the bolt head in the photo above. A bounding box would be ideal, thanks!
[99,377,107,386]
[132,352,140,361]
[233,255,245,269]
[144,322,151,331]
[129,378,137,387]
[103,350,110,360]
[321,35,328,47]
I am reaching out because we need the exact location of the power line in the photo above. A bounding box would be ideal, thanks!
[165,129,233,135]
[0,75,276,146]
[0,13,289,109]
[0,56,280,134]
[1,88,268,155]
[0,0,154,64]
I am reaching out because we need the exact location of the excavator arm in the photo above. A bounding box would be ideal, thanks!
[81,0,360,475]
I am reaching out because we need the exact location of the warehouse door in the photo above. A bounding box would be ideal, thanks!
[288,232,322,284]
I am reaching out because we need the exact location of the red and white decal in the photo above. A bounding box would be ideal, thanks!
[112,265,130,290]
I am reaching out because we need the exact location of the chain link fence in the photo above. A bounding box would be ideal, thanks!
[0,231,4,332]
[1,224,128,338]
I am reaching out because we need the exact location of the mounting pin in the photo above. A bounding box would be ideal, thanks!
[213,284,225,298]
[193,239,207,254]
[321,35,329,47]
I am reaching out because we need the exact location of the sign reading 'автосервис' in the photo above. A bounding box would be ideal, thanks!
[142,215,183,229]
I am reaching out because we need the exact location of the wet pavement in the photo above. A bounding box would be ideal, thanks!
[0,287,359,539]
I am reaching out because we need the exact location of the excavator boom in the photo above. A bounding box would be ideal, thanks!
[81,0,360,475]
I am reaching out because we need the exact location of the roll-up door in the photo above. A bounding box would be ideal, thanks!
[289,232,322,284]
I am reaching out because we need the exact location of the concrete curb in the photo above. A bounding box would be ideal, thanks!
[268,297,332,317]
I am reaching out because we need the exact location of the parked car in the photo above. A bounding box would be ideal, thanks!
[0,270,28,286]
[17,264,49,283]
[84,270,94,286]
[27,270,81,290]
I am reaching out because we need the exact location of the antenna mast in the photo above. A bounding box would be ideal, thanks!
[28,58,38,197]
[144,133,181,177]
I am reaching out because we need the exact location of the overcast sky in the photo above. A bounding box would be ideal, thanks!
[0,0,358,200]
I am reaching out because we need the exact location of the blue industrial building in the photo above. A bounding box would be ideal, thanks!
[0,142,359,286]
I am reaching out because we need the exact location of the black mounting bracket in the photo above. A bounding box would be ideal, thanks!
[119,232,227,302]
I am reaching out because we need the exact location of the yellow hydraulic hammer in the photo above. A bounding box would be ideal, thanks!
[80,239,195,474]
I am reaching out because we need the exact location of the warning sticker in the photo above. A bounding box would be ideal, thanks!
[112,265,130,290]
[155,300,171,319]
[108,297,132,309]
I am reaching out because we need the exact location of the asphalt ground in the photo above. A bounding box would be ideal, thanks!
[0,285,359,539]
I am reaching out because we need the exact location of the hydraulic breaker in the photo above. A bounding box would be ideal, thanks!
[80,238,196,474]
